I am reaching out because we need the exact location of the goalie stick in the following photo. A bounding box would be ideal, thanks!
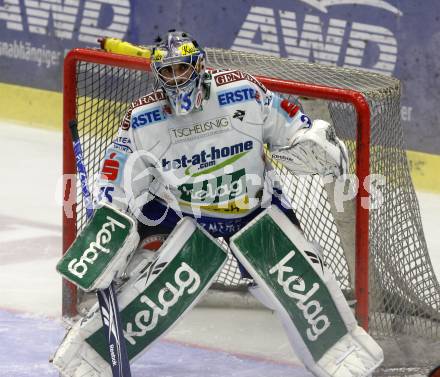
[69,119,132,377]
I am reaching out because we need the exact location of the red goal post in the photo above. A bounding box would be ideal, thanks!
[63,46,440,374]
[63,48,371,328]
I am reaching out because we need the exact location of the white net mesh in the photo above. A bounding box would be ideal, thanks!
[64,48,440,371]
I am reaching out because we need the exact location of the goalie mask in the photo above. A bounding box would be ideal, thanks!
[151,30,206,116]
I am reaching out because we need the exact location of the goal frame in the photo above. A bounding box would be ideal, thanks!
[62,48,371,329]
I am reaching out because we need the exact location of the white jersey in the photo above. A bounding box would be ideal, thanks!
[97,69,312,237]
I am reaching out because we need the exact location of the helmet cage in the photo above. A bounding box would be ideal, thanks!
[152,53,203,91]
[151,49,206,115]
[150,30,206,115]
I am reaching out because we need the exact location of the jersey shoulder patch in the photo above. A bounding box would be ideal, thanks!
[131,90,167,109]
[212,69,267,93]
[121,90,171,131]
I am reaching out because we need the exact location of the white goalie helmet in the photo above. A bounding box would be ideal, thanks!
[151,30,206,115]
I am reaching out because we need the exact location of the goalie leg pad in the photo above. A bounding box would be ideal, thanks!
[53,217,227,377]
[230,206,383,377]
[52,306,111,377]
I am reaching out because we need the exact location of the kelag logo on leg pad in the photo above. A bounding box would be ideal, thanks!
[269,250,330,341]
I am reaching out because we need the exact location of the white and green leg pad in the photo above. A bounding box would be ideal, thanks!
[53,217,227,377]
[230,206,383,377]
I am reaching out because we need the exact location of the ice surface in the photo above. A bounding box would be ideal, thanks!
[0,309,311,377]
[0,122,438,376]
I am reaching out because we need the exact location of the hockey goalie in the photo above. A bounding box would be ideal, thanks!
[53,30,383,377]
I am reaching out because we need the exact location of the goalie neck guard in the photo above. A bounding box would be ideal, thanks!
[151,30,206,116]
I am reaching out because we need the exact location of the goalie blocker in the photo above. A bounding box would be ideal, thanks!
[230,207,383,377]
[57,203,140,292]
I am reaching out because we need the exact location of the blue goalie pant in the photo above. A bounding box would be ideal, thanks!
[136,188,301,279]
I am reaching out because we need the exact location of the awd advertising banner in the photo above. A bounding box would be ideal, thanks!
[0,0,439,153]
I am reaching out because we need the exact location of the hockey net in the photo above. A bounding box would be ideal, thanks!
[63,48,440,372]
